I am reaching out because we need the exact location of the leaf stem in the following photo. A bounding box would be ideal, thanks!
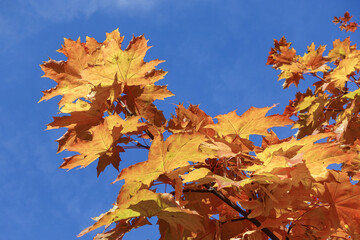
[130,139,150,149]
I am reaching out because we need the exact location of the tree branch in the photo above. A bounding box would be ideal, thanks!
[203,184,280,240]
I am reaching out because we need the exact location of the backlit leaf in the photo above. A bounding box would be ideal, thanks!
[206,105,294,139]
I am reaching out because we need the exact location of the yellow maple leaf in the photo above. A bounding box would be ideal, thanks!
[114,133,208,203]
[246,133,333,173]
[117,133,207,184]
[206,105,294,139]
[302,143,356,179]
[329,57,359,88]
[81,32,166,87]
[78,190,204,237]
[302,43,328,72]
[328,37,352,61]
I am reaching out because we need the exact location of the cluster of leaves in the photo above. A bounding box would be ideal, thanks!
[333,11,360,32]
[40,12,360,240]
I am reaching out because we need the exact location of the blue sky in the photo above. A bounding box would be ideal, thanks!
[1,1,360,239]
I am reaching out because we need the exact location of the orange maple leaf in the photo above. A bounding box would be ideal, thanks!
[302,43,328,72]
[322,171,360,237]
[40,29,167,110]
[267,36,296,67]
[60,115,146,171]
[168,104,215,135]
[333,12,359,32]
[46,99,104,131]
[118,84,173,129]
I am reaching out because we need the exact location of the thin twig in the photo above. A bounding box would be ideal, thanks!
[311,72,326,82]
[131,140,150,149]
[220,217,247,224]
[117,98,134,116]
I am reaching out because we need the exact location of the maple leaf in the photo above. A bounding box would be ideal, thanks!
[333,96,360,142]
[39,58,93,108]
[206,104,294,139]
[237,174,294,218]
[199,136,257,171]
[199,137,241,159]
[60,115,146,171]
[290,206,335,238]
[295,100,328,138]
[114,133,208,203]
[39,36,103,107]
[261,130,292,149]
[135,85,174,102]
[40,29,167,111]
[333,12,359,32]
[267,37,306,88]
[117,133,208,183]
[247,131,356,179]
[95,145,124,177]
[321,171,360,237]
[157,219,190,240]
[302,43,328,72]
[93,217,150,240]
[328,57,359,89]
[181,167,213,184]
[267,36,296,67]
[328,37,353,61]
[168,104,215,135]
[184,191,238,221]
[117,84,173,130]
[301,143,356,179]
[158,204,219,240]
[81,32,166,87]
[343,120,360,144]
[46,99,104,131]
[78,189,204,237]
[245,133,334,173]
[220,220,259,239]
[277,62,305,88]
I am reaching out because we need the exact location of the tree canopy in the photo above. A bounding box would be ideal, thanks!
[40,12,360,239]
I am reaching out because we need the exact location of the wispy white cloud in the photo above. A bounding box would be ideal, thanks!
[27,0,159,22]
[0,0,159,53]
[28,0,98,21]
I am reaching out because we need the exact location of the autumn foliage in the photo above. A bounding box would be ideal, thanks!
[40,12,360,239]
